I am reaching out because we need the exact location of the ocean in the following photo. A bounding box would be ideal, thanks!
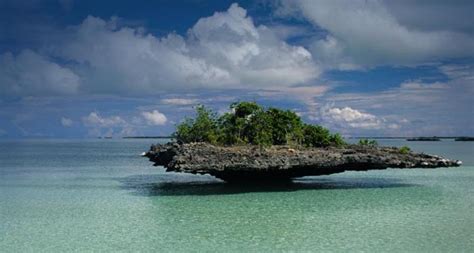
[1,139,473,252]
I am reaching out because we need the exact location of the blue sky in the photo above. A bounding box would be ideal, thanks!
[0,0,473,138]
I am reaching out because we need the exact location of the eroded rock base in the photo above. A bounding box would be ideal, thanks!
[145,142,462,182]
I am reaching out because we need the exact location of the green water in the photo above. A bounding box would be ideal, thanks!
[1,139,473,252]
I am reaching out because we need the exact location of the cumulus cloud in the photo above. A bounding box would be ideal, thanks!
[42,3,319,95]
[278,0,474,68]
[81,109,169,137]
[0,4,320,97]
[82,112,125,127]
[0,50,80,96]
[321,106,384,129]
[60,117,73,127]
[141,110,167,125]
[82,112,135,137]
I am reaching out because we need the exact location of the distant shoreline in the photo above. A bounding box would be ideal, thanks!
[346,136,474,140]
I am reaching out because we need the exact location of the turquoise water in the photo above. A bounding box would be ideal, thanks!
[1,139,473,252]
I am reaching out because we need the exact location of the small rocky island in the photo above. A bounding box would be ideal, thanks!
[145,102,461,182]
[145,142,461,182]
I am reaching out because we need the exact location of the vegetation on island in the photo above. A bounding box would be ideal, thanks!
[399,146,411,154]
[358,138,378,146]
[358,138,412,154]
[174,101,345,147]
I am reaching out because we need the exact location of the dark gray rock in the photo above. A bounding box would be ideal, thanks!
[145,142,462,182]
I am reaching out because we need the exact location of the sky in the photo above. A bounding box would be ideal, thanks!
[0,0,473,138]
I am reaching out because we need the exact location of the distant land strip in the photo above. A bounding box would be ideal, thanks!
[345,136,474,140]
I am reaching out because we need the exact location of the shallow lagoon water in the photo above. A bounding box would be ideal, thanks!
[1,139,473,252]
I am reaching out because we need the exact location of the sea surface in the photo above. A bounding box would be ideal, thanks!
[1,139,473,252]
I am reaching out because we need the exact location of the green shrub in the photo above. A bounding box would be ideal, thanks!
[265,108,303,145]
[217,101,268,145]
[329,133,346,147]
[399,146,411,154]
[302,124,330,147]
[231,101,262,118]
[174,105,219,144]
[359,139,378,146]
[244,110,273,146]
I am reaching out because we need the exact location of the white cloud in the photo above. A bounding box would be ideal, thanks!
[383,1,474,34]
[399,81,447,89]
[308,35,361,70]
[322,106,384,129]
[46,3,319,95]
[317,65,474,136]
[0,4,321,97]
[0,50,80,96]
[60,117,73,127]
[81,112,136,137]
[266,24,314,41]
[439,64,474,80]
[141,110,167,125]
[325,107,377,122]
[278,0,474,68]
[82,112,125,127]
[160,98,198,106]
[257,85,330,112]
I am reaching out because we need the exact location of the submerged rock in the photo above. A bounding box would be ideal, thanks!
[145,142,461,182]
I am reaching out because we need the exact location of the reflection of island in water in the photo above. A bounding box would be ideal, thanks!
[119,173,416,196]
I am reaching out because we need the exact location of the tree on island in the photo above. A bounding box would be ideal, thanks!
[174,101,345,147]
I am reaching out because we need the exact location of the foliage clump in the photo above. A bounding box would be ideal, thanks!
[399,146,411,154]
[358,139,378,147]
[302,125,344,147]
[174,102,345,147]
[174,106,219,144]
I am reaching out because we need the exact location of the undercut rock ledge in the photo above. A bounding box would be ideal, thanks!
[145,142,462,182]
